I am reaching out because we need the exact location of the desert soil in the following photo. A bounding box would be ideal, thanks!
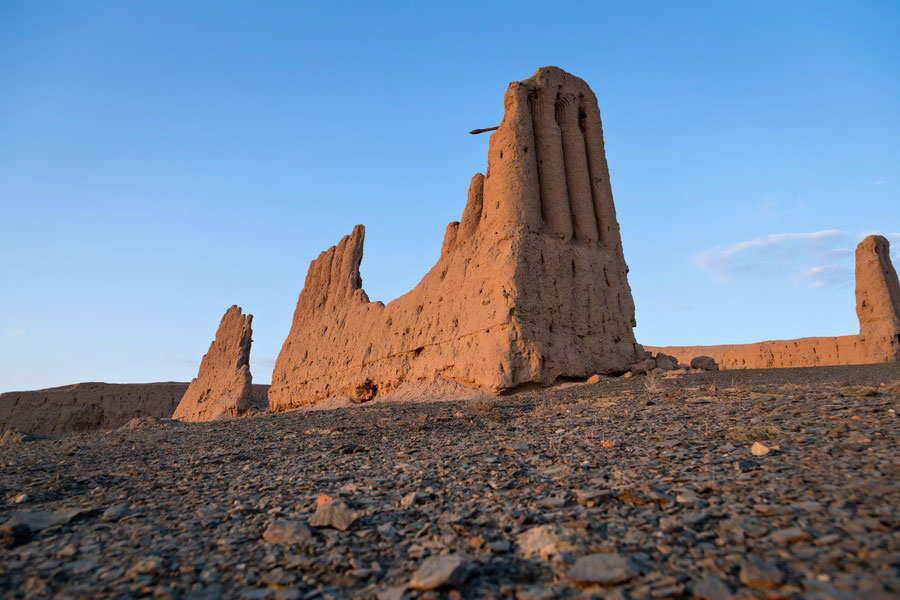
[2,364,899,599]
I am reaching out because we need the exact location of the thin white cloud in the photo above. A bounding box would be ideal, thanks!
[8,329,26,337]
[692,229,899,289]
[170,357,198,367]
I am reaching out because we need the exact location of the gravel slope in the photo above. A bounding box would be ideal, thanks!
[1,364,898,599]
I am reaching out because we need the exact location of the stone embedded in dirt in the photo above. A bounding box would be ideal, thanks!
[4,508,94,532]
[0,524,32,548]
[568,553,636,586]
[535,493,566,509]
[101,504,130,522]
[308,499,357,531]
[770,526,811,544]
[690,356,718,371]
[586,374,608,384]
[262,520,312,545]
[655,353,678,371]
[173,305,255,422]
[630,358,657,375]
[399,492,421,508]
[517,525,574,561]
[750,442,770,456]
[268,66,643,411]
[739,556,784,589]
[692,574,732,600]
[408,554,469,590]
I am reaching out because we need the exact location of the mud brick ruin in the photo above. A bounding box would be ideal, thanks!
[268,67,644,410]
[648,235,900,369]
[173,305,255,421]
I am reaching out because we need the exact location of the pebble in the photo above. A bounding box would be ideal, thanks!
[692,574,732,600]
[739,555,784,589]
[408,554,469,590]
[262,520,312,545]
[307,499,357,531]
[567,553,636,586]
[750,441,771,456]
[102,504,130,522]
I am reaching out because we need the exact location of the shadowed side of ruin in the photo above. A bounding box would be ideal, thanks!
[269,67,643,410]
[647,235,900,369]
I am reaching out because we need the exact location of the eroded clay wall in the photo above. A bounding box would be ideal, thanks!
[645,336,864,370]
[269,67,642,410]
[0,382,187,436]
[646,236,900,370]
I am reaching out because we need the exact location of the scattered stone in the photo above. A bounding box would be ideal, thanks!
[750,441,770,456]
[692,574,732,600]
[3,508,94,532]
[739,556,784,589]
[262,520,312,545]
[535,493,566,509]
[770,526,811,544]
[690,356,719,371]
[568,553,636,586]
[400,492,421,508]
[102,504,130,522]
[0,523,32,548]
[654,353,678,371]
[586,375,607,384]
[308,500,357,531]
[408,554,469,590]
[517,525,573,561]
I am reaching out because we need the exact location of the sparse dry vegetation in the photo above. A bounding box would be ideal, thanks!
[465,395,495,414]
[643,371,662,396]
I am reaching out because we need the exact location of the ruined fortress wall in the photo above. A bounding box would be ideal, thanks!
[0,382,270,436]
[647,235,900,371]
[269,67,642,410]
[645,335,864,370]
[0,382,187,436]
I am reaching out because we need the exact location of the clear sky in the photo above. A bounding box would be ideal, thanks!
[1,1,898,392]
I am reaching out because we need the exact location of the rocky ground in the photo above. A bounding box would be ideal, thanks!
[1,364,899,600]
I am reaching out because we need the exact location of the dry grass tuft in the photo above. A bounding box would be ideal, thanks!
[533,397,565,417]
[466,396,496,414]
[724,424,782,442]
[643,372,662,396]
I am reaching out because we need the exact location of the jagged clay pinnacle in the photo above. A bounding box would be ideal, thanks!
[173,305,254,421]
[269,67,643,410]
[856,235,900,362]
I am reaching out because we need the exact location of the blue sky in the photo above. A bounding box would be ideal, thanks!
[1,1,898,392]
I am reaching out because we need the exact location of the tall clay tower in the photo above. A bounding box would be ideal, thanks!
[269,67,643,410]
